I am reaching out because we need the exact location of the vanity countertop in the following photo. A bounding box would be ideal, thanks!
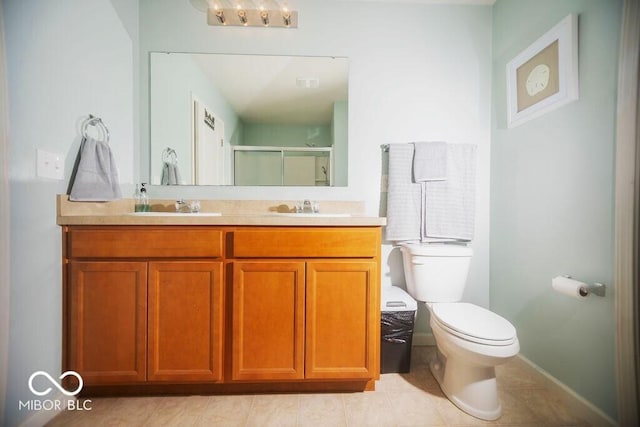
[56,195,386,227]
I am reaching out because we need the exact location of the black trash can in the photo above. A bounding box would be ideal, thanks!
[380,285,417,373]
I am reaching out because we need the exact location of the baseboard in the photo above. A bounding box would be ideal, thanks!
[18,393,76,427]
[517,354,618,427]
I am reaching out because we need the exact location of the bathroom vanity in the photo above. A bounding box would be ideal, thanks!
[57,196,385,395]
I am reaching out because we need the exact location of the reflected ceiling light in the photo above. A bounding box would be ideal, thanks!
[201,0,297,28]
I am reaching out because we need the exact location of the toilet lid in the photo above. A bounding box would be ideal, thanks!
[431,303,516,345]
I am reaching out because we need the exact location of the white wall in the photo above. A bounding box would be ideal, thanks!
[140,0,494,335]
[2,0,137,425]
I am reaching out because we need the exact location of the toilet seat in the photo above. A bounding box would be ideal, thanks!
[430,303,517,346]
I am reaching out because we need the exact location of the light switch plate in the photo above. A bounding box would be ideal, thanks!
[36,149,64,180]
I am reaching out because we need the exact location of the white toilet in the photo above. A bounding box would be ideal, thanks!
[400,242,519,421]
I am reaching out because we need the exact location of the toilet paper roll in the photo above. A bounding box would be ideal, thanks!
[552,276,588,299]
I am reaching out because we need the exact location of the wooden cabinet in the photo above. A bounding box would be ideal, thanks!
[63,224,381,392]
[229,228,380,383]
[65,227,224,386]
[305,261,377,379]
[69,261,147,384]
[231,261,305,381]
[148,262,223,382]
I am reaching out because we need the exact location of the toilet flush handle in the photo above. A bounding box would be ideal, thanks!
[386,301,407,308]
[411,259,426,265]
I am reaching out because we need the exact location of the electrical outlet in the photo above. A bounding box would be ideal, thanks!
[36,149,64,180]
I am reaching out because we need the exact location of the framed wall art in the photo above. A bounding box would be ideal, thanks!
[506,14,579,128]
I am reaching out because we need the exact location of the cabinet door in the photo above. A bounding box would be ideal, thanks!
[305,261,378,379]
[68,261,147,385]
[148,261,224,382]
[231,261,305,381]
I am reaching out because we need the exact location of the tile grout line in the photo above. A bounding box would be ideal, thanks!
[242,394,256,427]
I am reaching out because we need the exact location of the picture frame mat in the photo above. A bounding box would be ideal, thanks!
[506,14,579,128]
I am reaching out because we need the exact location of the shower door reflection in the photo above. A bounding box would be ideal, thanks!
[233,146,332,186]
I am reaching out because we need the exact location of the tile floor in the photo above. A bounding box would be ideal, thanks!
[46,346,591,427]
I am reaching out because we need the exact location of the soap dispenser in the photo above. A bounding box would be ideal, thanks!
[135,183,150,212]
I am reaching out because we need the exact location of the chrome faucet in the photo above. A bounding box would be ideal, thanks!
[175,199,200,213]
[175,199,189,213]
[297,200,319,214]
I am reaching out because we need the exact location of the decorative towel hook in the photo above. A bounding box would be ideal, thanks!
[81,114,110,144]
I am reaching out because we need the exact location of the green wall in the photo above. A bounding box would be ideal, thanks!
[491,0,622,419]
[242,123,332,147]
[3,1,138,425]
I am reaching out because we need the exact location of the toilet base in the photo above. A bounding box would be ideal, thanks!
[429,352,502,421]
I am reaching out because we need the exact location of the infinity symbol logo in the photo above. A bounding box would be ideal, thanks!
[28,371,83,397]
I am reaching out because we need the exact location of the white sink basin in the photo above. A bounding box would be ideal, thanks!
[126,212,222,217]
[271,213,352,218]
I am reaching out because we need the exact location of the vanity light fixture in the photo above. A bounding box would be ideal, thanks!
[214,8,226,24]
[282,7,292,27]
[202,0,297,28]
[281,3,291,28]
[260,9,269,26]
[237,9,248,25]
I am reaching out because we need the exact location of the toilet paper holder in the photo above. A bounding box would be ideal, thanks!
[562,275,606,297]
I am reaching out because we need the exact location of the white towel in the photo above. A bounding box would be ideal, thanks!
[385,144,422,241]
[161,161,182,185]
[413,141,447,182]
[423,144,476,241]
[69,137,122,201]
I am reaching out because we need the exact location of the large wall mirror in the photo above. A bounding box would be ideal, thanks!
[149,52,349,186]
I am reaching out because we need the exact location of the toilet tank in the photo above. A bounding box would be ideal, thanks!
[400,243,473,302]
